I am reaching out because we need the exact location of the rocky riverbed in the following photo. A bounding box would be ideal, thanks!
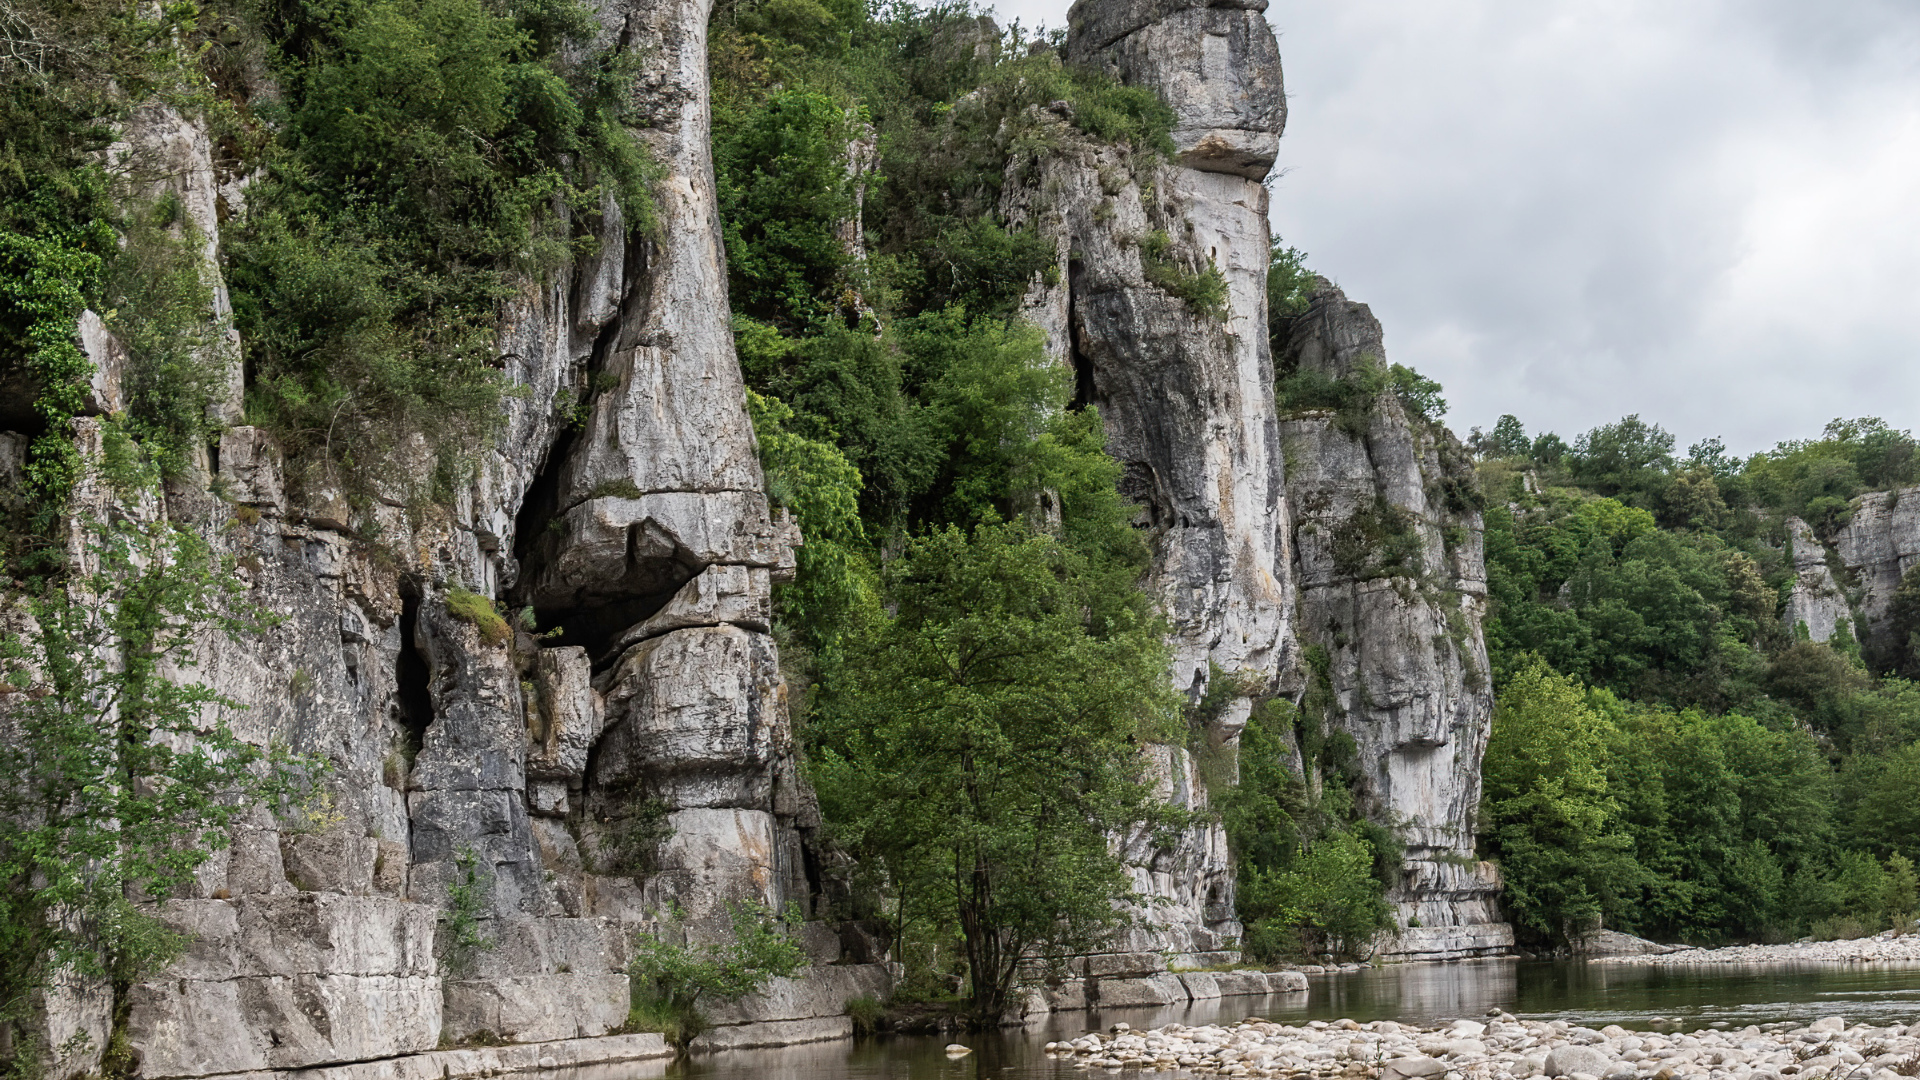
[1045,1014,1920,1079]
[1596,930,1920,967]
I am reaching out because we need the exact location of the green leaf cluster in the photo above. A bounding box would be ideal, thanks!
[1221,695,1395,962]
[626,901,806,1047]
[808,521,1179,1022]
[227,0,658,497]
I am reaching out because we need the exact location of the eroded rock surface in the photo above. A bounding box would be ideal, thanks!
[14,0,1529,1067]
[1275,282,1510,960]
[28,0,872,1069]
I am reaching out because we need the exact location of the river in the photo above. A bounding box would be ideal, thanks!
[588,960,1920,1080]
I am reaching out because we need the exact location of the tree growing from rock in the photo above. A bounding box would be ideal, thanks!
[0,504,313,1075]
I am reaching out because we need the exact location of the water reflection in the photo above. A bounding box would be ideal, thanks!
[563,959,1920,1080]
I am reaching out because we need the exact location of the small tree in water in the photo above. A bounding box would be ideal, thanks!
[0,503,316,1075]
[811,521,1181,1024]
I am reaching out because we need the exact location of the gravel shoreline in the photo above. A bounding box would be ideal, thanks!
[1594,931,1920,966]
[1045,1014,1920,1078]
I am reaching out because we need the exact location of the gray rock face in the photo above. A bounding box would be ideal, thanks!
[1831,489,1920,653]
[15,0,854,1068]
[1066,0,1285,178]
[1774,490,1920,661]
[1783,517,1856,643]
[1005,0,1295,958]
[1274,283,1509,959]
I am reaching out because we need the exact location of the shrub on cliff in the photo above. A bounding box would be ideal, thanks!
[1478,659,1640,944]
[625,902,805,1048]
[0,498,318,1075]
[227,0,657,501]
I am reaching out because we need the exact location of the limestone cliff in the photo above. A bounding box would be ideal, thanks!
[1008,0,1508,969]
[6,0,1519,1067]
[1003,0,1292,969]
[28,0,887,1071]
[1783,489,1920,659]
[1274,284,1511,961]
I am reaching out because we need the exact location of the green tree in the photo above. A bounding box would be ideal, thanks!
[1568,414,1676,506]
[1478,660,1640,943]
[1850,741,1920,865]
[745,387,871,660]
[714,88,858,326]
[809,521,1178,1023]
[0,504,314,1072]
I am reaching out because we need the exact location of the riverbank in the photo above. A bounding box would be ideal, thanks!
[1594,930,1920,966]
[1049,1013,1920,1078]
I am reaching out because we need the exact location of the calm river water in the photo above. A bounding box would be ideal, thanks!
[583,960,1920,1080]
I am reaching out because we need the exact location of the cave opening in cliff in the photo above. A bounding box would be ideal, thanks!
[1067,256,1095,411]
[394,589,434,762]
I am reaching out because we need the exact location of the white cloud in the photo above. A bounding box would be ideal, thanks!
[1269,0,1920,454]
[981,0,1920,454]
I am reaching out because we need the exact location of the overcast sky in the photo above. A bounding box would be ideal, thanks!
[992,0,1920,456]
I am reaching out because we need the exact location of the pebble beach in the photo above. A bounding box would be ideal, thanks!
[1046,1014,1920,1079]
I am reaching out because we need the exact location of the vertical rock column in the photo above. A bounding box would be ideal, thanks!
[998,0,1293,961]
[510,0,815,939]
[1276,282,1511,960]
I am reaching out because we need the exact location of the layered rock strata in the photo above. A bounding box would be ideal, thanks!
[1273,283,1510,960]
[19,0,880,1071]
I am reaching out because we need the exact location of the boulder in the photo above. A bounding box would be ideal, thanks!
[1547,1044,1615,1077]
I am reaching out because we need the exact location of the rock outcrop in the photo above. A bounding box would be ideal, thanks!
[1778,491,1920,663]
[1274,284,1510,961]
[1015,0,1510,964]
[7,0,1523,1068]
[1783,516,1857,644]
[1000,0,1296,962]
[20,0,876,1071]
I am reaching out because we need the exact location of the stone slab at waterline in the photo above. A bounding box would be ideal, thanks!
[1048,1013,1920,1080]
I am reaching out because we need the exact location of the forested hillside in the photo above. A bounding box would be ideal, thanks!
[1468,413,1920,946]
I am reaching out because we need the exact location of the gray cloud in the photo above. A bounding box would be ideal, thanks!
[993,0,1920,454]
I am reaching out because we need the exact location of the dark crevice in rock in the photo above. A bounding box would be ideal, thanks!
[562,577,693,673]
[1068,257,1095,411]
[394,588,434,765]
[509,314,622,604]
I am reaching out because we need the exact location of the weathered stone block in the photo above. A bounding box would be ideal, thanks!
[594,626,784,808]
[526,646,602,780]
[281,830,379,895]
[691,1016,853,1052]
[703,964,890,1025]
[442,973,629,1044]
[218,427,284,512]
[1092,973,1187,1007]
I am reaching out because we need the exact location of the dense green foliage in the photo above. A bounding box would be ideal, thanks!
[1220,694,1395,961]
[706,1,1219,1015]
[228,0,656,497]
[810,523,1179,1021]
[1474,412,1920,945]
